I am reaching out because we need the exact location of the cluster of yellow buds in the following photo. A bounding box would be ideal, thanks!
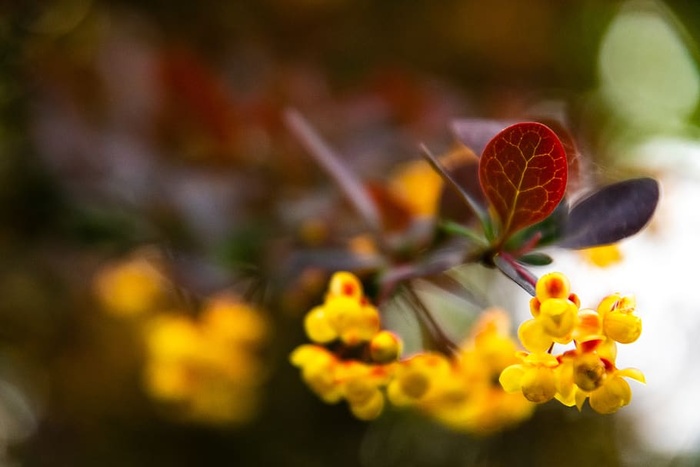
[499,272,645,414]
[290,272,403,420]
[291,272,535,433]
[143,294,269,424]
[93,251,270,425]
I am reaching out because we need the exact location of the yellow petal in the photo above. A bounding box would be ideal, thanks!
[518,319,552,353]
[618,367,646,384]
[327,271,364,301]
[575,389,589,411]
[535,272,571,301]
[539,298,578,340]
[499,364,526,393]
[597,293,622,316]
[304,306,338,343]
[520,367,557,403]
[350,390,385,420]
[589,376,631,414]
[370,330,403,363]
[573,309,604,343]
[604,312,642,344]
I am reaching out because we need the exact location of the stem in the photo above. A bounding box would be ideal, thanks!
[493,252,538,296]
[419,144,490,230]
[509,231,543,258]
[283,108,382,233]
[404,283,459,356]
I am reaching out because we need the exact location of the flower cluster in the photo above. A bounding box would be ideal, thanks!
[290,272,402,420]
[387,309,535,435]
[93,251,270,424]
[143,294,269,424]
[499,272,645,414]
[290,271,535,433]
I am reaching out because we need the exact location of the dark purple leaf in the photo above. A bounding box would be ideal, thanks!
[557,177,659,249]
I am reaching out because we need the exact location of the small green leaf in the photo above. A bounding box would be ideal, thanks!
[518,252,553,266]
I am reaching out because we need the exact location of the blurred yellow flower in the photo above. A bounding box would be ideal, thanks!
[429,309,535,435]
[580,244,623,268]
[387,159,443,218]
[290,344,394,420]
[369,330,403,363]
[386,352,452,406]
[302,271,381,347]
[93,254,167,317]
[143,294,269,425]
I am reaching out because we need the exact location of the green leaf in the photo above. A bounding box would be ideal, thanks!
[518,252,553,266]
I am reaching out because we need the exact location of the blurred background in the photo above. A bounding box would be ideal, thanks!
[2,0,700,465]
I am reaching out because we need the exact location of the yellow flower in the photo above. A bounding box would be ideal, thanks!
[535,272,572,301]
[387,159,443,218]
[387,352,452,406]
[324,296,380,346]
[580,244,623,268]
[302,271,380,346]
[499,351,560,403]
[539,298,579,341]
[428,309,535,435]
[291,271,406,422]
[518,298,579,353]
[143,295,269,425]
[303,305,338,343]
[504,272,645,415]
[572,308,605,344]
[369,330,403,363]
[94,254,166,317]
[200,294,269,345]
[290,345,344,404]
[588,367,645,414]
[520,273,581,352]
[597,293,642,344]
[555,346,645,414]
[326,271,364,301]
[335,361,392,421]
[290,345,393,420]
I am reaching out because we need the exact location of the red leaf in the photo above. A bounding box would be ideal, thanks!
[479,122,567,241]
